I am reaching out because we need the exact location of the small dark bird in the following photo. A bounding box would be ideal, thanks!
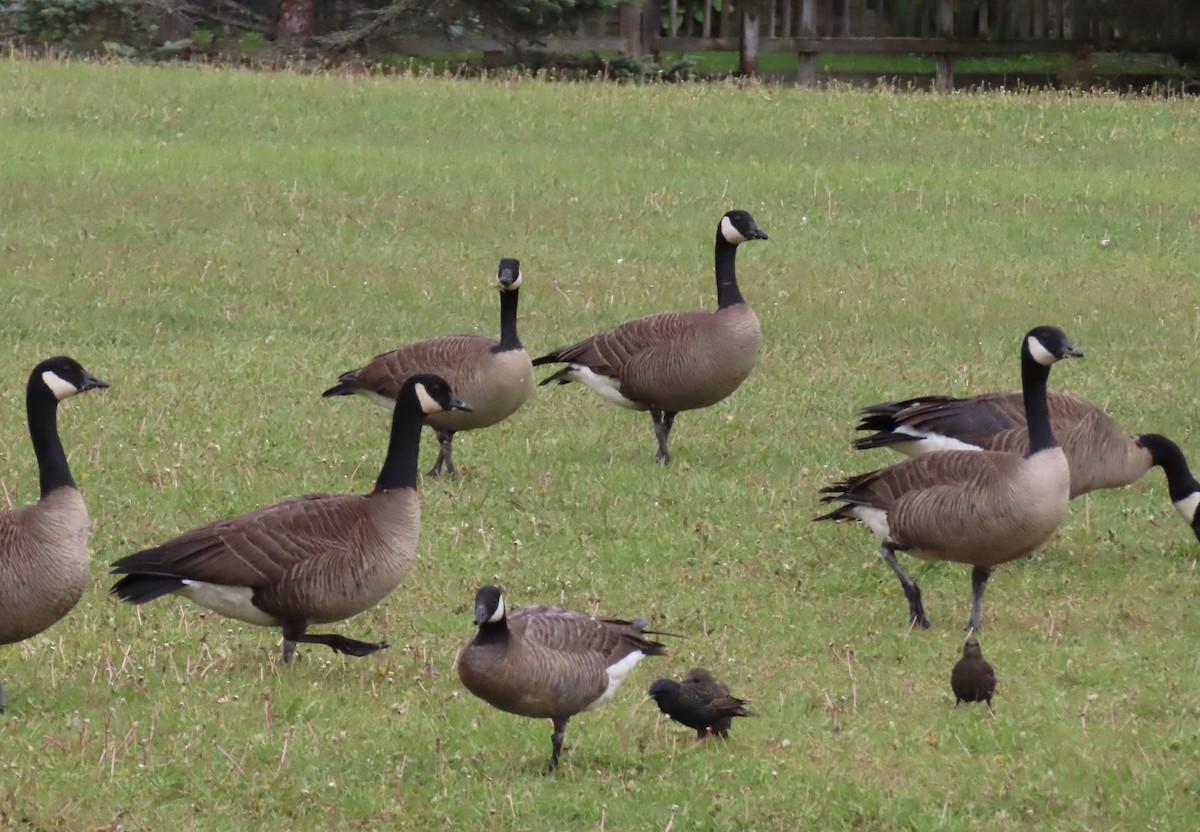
[950,636,996,710]
[647,667,757,739]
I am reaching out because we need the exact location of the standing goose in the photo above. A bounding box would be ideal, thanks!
[647,667,757,740]
[110,375,470,664]
[0,357,107,711]
[532,210,768,464]
[815,326,1083,631]
[457,585,668,770]
[322,258,531,478]
[853,392,1200,545]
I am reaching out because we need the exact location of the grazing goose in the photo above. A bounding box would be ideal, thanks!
[815,326,1083,631]
[0,357,107,711]
[322,258,532,478]
[951,635,996,711]
[457,585,668,769]
[853,392,1200,545]
[647,667,757,740]
[110,375,469,664]
[532,209,767,464]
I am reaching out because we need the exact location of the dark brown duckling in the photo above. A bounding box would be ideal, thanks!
[950,636,996,711]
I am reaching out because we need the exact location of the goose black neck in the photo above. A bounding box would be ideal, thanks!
[474,618,510,646]
[1138,434,1200,502]
[1020,350,1057,456]
[373,398,426,493]
[715,235,745,309]
[496,288,523,351]
[27,375,75,497]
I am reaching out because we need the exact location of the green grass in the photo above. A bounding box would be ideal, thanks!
[2,57,1200,829]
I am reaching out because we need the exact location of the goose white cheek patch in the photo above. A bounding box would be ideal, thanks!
[42,371,80,401]
[488,595,506,623]
[1026,336,1057,367]
[719,215,749,244]
[414,383,442,414]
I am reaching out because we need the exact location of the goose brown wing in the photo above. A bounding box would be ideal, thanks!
[335,336,497,399]
[110,493,370,587]
[535,311,709,380]
[821,451,1021,513]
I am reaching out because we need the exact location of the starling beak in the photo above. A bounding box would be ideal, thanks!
[951,635,997,712]
[648,667,758,740]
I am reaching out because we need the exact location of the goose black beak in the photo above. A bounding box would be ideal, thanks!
[499,268,517,287]
[449,396,472,413]
[472,601,490,625]
[1064,347,1084,359]
[749,228,769,241]
[82,373,110,391]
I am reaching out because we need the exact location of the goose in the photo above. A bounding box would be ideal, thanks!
[647,667,757,740]
[815,326,1083,631]
[532,209,768,464]
[0,357,107,711]
[457,585,668,769]
[110,374,470,664]
[951,635,996,710]
[853,392,1200,545]
[322,258,532,478]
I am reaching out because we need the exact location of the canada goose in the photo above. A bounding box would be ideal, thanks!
[457,585,668,769]
[647,667,757,740]
[853,392,1200,545]
[110,375,470,664]
[532,210,767,464]
[815,326,1083,631]
[951,635,996,710]
[0,357,107,711]
[322,258,532,478]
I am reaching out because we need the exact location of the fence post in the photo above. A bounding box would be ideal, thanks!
[935,0,955,91]
[621,4,643,55]
[797,0,817,87]
[640,0,660,61]
[740,0,762,74]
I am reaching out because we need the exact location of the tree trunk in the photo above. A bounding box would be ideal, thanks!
[278,0,317,40]
[740,3,760,74]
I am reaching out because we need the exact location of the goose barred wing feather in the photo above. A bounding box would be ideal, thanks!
[511,607,667,660]
[535,310,709,381]
[110,493,373,587]
[328,335,498,399]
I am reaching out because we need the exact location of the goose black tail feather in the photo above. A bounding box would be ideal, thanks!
[321,372,363,398]
[110,574,186,604]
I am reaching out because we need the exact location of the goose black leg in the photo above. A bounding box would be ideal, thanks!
[281,624,390,664]
[651,410,677,464]
[547,716,570,771]
[427,431,457,478]
[879,543,929,629]
[968,567,991,632]
[0,677,6,713]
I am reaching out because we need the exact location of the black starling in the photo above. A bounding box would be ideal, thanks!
[950,636,996,710]
[648,667,757,739]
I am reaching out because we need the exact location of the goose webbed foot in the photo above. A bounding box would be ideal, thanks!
[879,543,930,629]
[281,633,390,664]
[427,433,457,478]
[968,567,991,632]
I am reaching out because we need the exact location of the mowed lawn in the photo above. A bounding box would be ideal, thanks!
[1,59,1199,829]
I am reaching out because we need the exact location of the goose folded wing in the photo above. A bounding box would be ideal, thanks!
[111,493,370,586]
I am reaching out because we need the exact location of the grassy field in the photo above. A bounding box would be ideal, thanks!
[1,59,1199,830]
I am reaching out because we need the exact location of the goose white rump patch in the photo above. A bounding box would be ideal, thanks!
[566,365,640,409]
[587,650,646,711]
[363,389,397,410]
[180,580,278,626]
[895,425,985,454]
[849,506,891,539]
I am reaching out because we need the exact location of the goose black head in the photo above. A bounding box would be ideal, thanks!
[402,374,472,416]
[1024,326,1084,367]
[718,210,769,245]
[32,356,109,402]
[497,258,522,291]
[472,585,506,626]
